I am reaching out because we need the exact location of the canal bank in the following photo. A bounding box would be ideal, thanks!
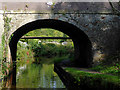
[63,67,120,89]
[54,65,120,89]
[54,64,80,89]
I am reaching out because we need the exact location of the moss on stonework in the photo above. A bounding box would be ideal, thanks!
[1,13,12,77]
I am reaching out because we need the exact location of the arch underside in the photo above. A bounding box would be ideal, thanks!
[9,19,93,67]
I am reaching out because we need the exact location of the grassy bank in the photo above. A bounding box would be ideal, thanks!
[64,67,120,89]
[90,64,120,76]
[91,52,120,76]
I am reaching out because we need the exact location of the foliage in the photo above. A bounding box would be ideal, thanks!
[30,42,74,58]
[91,52,120,75]
[2,14,11,61]
[1,13,12,78]
[90,64,120,75]
[24,28,69,42]
[65,67,120,89]
[16,41,34,67]
[20,28,74,63]
[17,28,74,64]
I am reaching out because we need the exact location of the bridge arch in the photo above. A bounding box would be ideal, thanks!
[9,19,93,67]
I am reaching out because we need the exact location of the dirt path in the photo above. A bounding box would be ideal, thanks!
[63,67,103,74]
[63,67,117,77]
[71,67,103,74]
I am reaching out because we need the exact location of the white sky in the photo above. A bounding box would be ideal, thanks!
[0,0,119,2]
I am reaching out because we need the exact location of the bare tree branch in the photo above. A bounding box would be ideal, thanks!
[108,0,120,15]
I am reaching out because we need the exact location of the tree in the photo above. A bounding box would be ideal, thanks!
[108,0,120,16]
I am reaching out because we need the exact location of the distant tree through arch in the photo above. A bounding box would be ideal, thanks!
[9,19,93,67]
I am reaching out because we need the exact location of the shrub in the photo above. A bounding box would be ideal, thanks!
[32,42,74,58]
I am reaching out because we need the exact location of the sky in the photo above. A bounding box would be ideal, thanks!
[0,0,119,2]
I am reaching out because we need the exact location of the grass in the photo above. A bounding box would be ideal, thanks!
[90,63,120,76]
[64,67,120,89]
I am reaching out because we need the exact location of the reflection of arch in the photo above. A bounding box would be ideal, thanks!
[9,19,93,67]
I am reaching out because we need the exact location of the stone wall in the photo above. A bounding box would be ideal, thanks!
[4,12,119,63]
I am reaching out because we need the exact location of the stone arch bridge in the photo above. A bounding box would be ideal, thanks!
[0,2,120,72]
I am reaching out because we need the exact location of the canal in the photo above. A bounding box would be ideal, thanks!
[1,58,66,89]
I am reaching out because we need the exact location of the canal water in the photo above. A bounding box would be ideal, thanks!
[1,58,66,89]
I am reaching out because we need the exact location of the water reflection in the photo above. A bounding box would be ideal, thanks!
[16,64,65,88]
[2,59,65,89]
